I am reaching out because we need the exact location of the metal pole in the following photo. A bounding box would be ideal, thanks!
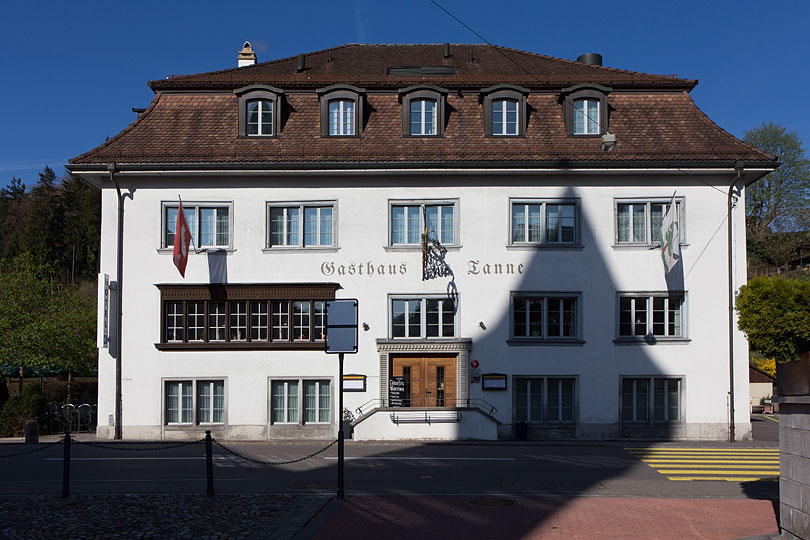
[337,352,345,499]
[62,431,71,498]
[205,430,214,496]
[109,163,124,440]
[727,166,741,443]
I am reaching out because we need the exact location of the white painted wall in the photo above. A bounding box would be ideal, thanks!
[94,173,751,440]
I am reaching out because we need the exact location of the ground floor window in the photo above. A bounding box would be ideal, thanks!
[514,377,575,423]
[621,377,681,423]
[165,379,225,425]
[271,379,331,425]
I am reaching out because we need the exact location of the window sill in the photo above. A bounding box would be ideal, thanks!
[507,339,585,347]
[164,424,226,431]
[506,244,583,251]
[384,244,462,252]
[611,243,688,251]
[155,342,326,351]
[157,248,236,254]
[262,246,339,253]
[613,337,691,345]
[238,134,278,139]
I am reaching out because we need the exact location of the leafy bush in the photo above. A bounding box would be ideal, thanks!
[736,277,810,363]
[0,383,48,437]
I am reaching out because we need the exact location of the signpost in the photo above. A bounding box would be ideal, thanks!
[325,299,358,500]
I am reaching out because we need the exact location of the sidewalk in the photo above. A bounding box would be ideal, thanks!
[309,496,780,540]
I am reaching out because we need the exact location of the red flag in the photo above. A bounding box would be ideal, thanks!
[172,201,192,277]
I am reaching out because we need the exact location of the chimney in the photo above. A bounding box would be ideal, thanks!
[296,54,306,72]
[576,53,602,66]
[237,41,257,67]
[444,43,450,59]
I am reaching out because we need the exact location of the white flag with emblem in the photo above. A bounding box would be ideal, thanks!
[660,195,681,274]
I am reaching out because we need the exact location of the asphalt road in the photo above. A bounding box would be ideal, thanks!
[0,436,779,500]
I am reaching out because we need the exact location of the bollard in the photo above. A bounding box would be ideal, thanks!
[205,430,214,496]
[62,431,71,498]
[25,420,39,443]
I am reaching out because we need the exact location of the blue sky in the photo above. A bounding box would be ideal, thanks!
[1,0,808,188]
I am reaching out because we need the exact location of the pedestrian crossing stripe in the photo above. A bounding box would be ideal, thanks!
[624,447,779,482]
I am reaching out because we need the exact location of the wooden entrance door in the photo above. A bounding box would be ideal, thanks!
[391,355,456,407]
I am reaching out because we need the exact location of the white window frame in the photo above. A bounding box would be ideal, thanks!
[573,98,600,135]
[514,376,577,424]
[328,99,355,136]
[165,301,184,342]
[246,99,273,136]
[621,376,682,424]
[614,198,685,247]
[617,292,687,340]
[510,293,581,341]
[197,380,225,424]
[509,199,579,246]
[161,201,234,251]
[270,378,332,425]
[410,98,437,136]
[164,379,226,426]
[388,199,458,247]
[492,98,519,136]
[389,295,458,339]
[266,201,337,249]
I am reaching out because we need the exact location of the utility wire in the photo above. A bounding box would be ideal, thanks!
[429,0,752,274]
[428,0,741,198]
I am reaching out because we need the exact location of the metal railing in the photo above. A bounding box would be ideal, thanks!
[355,397,497,418]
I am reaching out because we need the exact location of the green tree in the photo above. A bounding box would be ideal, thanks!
[743,123,810,272]
[736,277,810,364]
[0,253,97,393]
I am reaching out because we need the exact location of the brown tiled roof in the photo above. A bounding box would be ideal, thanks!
[149,44,697,91]
[71,90,774,166]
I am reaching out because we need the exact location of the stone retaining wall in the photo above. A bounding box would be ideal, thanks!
[776,396,810,540]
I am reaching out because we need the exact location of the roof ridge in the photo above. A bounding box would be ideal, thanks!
[148,43,360,88]
[487,44,695,83]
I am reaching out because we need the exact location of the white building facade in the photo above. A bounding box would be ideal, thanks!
[70,44,775,441]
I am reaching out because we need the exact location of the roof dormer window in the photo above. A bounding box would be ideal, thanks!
[399,86,447,137]
[560,84,611,137]
[318,85,365,138]
[481,85,528,137]
[235,85,283,138]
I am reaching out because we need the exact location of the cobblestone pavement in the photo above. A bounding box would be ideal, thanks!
[0,493,332,540]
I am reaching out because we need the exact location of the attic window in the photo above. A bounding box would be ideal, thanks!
[235,85,283,138]
[389,67,456,76]
[560,84,611,137]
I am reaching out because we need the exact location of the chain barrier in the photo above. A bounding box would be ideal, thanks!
[212,438,338,466]
[74,438,205,452]
[0,439,63,459]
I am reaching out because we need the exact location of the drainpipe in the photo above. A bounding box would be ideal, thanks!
[728,162,743,442]
[109,163,124,440]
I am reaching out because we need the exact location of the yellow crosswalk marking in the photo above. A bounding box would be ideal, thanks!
[667,476,779,482]
[641,459,778,464]
[624,447,780,482]
[656,470,778,475]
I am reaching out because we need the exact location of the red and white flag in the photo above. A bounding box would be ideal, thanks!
[172,200,192,277]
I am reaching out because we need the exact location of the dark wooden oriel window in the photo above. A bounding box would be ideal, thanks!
[156,283,338,350]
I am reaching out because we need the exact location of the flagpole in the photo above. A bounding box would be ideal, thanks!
[178,195,199,254]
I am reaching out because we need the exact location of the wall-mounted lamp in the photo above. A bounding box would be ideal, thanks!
[600,132,617,152]
[478,321,486,330]
[362,322,370,331]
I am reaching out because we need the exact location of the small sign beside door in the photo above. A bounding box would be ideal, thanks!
[389,377,406,407]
